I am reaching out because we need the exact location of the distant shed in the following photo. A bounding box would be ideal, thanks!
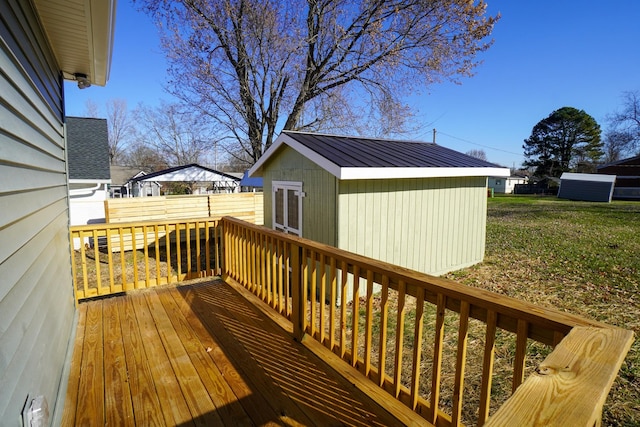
[249,131,509,277]
[558,173,616,202]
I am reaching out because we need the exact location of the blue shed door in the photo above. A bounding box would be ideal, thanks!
[273,181,303,236]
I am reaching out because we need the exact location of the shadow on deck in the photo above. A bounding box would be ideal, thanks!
[61,279,406,426]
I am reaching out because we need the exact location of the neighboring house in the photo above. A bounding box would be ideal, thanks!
[558,173,617,203]
[249,131,509,279]
[597,155,640,200]
[67,117,110,225]
[131,164,241,194]
[0,1,115,425]
[110,166,162,197]
[488,175,528,194]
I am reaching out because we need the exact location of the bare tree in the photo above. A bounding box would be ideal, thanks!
[136,0,499,164]
[133,102,216,166]
[607,90,640,157]
[603,130,634,164]
[84,98,135,164]
[466,149,488,161]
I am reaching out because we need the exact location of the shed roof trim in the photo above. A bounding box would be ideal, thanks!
[560,173,617,183]
[250,131,510,179]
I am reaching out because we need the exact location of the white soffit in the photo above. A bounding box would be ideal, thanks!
[33,0,116,86]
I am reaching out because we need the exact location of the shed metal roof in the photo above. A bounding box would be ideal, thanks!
[560,173,617,183]
[250,131,510,180]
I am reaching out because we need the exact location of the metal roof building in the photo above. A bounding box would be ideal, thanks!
[250,131,509,280]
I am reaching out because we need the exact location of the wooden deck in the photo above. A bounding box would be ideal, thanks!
[61,279,408,426]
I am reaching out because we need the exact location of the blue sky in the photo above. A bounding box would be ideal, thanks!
[64,0,640,168]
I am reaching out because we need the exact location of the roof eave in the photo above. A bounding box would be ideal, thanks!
[33,0,117,87]
[339,167,511,180]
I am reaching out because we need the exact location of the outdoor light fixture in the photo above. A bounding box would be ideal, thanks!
[74,73,91,89]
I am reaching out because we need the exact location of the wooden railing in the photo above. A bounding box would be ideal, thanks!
[69,216,633,426]
[221,216,634,427]
[69,218,222,301]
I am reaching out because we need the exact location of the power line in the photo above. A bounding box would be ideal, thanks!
[436,130,523,156]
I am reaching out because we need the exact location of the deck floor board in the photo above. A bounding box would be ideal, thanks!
[62,279,406,426]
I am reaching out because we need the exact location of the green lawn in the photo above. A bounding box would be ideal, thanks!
[445,195,640,426]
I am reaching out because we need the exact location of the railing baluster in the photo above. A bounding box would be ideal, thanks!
[176,223,183,279]
[329,257,337,351]
[364,269,374,377]
[351,264,361,368]
[393,280,406,398]
[513,319,528,392]
[478,309,497,426]
[92,229,102,293]
[195,221,201,277]
[260,232,267,301]
[319,252,327,345]
[131,226,138,288]
[378,275,390,387]
[309,249,317,337]
[143,225,150,286]
[79,230,89,298]
[452,300,470,425]
[340,260,348,359]
[302,248,309,333]
[186,223,192,278]
[410,287,426,410]
[69,230,79,302]
[165,224,172,283]
[429,293,446,425]
[105,228,115,292]
[205,221,211,275]
[118,227,125,289]
[153,224,160,285]
[277,239,284,313]
[284,242,291,317]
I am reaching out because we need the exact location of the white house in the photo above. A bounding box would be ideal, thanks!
[488,175,528,194]
[67,117,111,225]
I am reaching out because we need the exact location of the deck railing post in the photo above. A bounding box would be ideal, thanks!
[290,242,304,341]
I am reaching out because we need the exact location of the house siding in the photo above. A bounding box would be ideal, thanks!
[0,1,75,425]
[337,176,488,275]
[262,146,338,246]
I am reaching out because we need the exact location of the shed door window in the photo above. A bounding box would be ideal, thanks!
[273,181,302,236]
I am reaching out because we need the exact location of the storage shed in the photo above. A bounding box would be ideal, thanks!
[249,131,509,276]
[558,173,617,203]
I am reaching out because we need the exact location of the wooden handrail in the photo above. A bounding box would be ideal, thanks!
[485,326,634,426]
[68,216,633,426]
[70,218,222,301]
[220,216,633,427]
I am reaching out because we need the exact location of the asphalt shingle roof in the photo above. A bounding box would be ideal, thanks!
[66,116,110,180]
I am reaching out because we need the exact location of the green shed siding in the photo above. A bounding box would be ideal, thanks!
[337,176,488,275]
[262,146,338,246]
[0,2,75,425]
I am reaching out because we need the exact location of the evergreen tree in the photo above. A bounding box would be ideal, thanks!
[523,107,602,177]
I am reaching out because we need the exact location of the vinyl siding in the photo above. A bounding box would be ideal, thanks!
[337,176,488,276]
[262,146,338,246]
[0,1,75,425]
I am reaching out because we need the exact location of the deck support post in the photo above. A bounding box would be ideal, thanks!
[290,242,305,341]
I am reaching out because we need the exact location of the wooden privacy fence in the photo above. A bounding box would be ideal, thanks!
[222,216,634,427]
[104,193,263,224]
